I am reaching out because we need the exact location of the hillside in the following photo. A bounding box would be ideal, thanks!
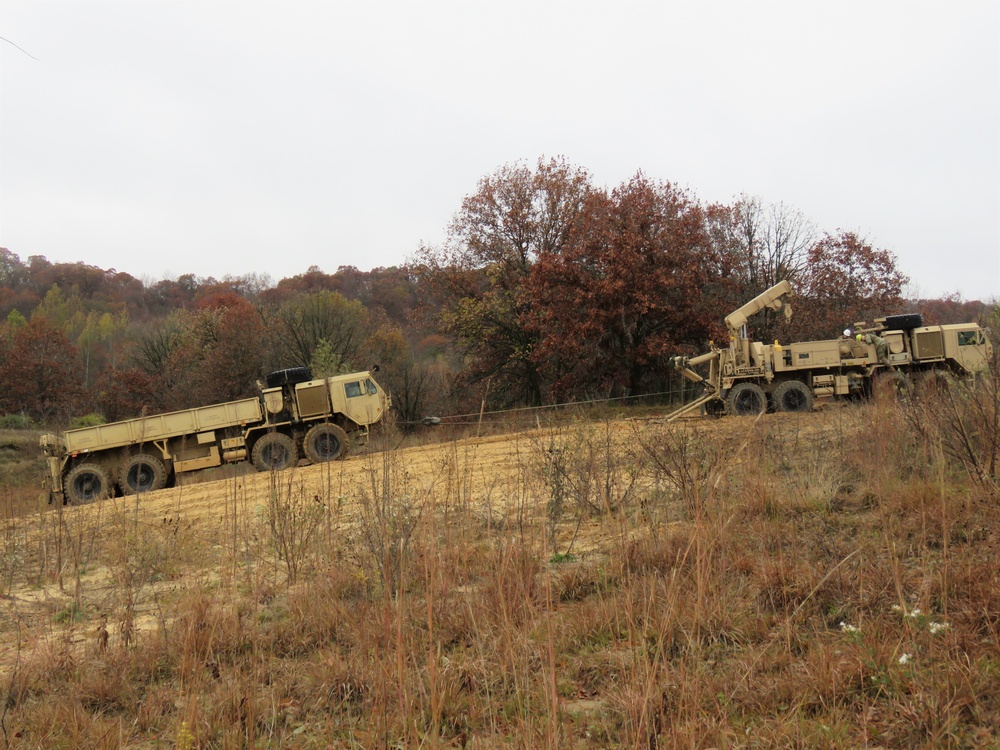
[0,398,998,748]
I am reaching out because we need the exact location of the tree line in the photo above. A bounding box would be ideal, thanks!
[0,157,990,427]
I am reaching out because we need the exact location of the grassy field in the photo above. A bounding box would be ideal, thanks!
[0,378,997,748]
[0,426,48,520]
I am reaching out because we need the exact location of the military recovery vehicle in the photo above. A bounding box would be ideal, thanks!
[41,367,390,504]
[668,281,992,420]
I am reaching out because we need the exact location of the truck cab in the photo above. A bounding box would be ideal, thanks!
[292,372,388,429]
[911,324,991,374]
[260,369,389,431]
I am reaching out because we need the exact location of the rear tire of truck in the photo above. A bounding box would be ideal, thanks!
[121,454,167,495]
[772,380,813,413]
[303,423,349,463]
[726,382,767,416]
[66,463,110,504]
[252,432,298,472]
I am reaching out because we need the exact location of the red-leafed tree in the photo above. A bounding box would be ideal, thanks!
[917,295,990,325]
[417,157,594,406]
[529,175,720,398]
[0,316,86,420]
[162,293,267,409]
[787,231,908,340]
[93,367,163,422]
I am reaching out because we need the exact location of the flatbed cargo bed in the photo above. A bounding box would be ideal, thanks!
[62,398,263,454]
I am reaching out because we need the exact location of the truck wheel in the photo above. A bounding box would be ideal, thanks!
[726,382,767,416]
[772,380,813,413]
[303,423,350,463]
[121,454,167,495]
[65,463,110,504]
[252,432,298,472]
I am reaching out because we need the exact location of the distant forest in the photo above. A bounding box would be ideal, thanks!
[0,158,992,427]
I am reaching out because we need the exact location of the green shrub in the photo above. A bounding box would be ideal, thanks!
[69,413,106,429]
[0,413,34,430]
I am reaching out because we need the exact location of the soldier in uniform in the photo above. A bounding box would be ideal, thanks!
[858,333,893,370]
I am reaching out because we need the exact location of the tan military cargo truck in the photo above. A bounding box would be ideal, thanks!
[668,281,993,419]
[41,367,390,504]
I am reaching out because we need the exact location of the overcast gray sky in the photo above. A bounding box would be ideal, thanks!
[1,1,998,300]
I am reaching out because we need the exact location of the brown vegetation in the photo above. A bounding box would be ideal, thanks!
[0,378,997,747]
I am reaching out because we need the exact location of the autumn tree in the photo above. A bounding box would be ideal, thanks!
[129,315,183,380]
[362,321,458,425]
[76,309,130,386]
[266,290,369,372]
[0,248,25,288]
[917,295,990,326]
[161,293,267,408]
[93,367,162,422]
[418,157,593,406]
[0,316,86,420]
[264,265,340,301]
[788,231,908,340]
[705,196,815,341]
[530,175,719,398]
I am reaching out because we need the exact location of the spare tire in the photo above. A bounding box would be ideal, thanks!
[265,367,314,388]
[884,313,923,330]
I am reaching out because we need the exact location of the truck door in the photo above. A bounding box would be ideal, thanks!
[953,329,991,373]
[340,377,387,426]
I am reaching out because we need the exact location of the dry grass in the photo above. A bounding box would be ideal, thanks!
[0,383,998,748]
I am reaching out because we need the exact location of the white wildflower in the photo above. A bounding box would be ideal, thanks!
[898,653,912,665]
[839,622,859,633]
[891,604,902,612]
[928,621,950,635]
[907,608,922,618]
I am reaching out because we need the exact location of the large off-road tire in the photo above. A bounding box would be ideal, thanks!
[65,463,111,504]
[726,382,767,416]
[772,380,814,413]
[265,367,314,389]
[303,423,350,464]
[251,432,298,472]
[121,454,167,495]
